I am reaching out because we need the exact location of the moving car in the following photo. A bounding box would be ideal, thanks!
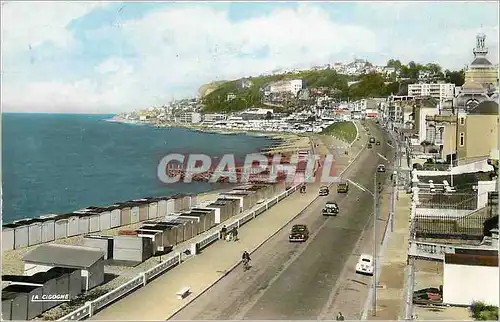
[377,164,386,172]
[289,224,309,242]
[367,143,373,149]
[388,140,392,145]
[322,201,339,216]
[355,254,374,275]
[369,137,375,143]
[337,181,349,193]
[319,185,329,196]
[376,141,381,145]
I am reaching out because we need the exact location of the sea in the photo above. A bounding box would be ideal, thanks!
[2,113,278,223]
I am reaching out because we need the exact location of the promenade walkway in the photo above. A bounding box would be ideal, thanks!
[92,135,366,320]
[368,192,412,320]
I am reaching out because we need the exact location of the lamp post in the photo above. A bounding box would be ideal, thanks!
[372,171,378,316]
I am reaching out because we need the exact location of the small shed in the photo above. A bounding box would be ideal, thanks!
[64,213,80,237]
[189,194,198,208]
[87,207,111,230]
[23,244,105,291]
[116,203,132,226]
[172,194,184,212]
[181,195,191,211]
[128,202,140,223]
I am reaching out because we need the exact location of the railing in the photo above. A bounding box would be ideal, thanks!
[57,182,302,321]
[408,240,457,260]
[416,192,477,210]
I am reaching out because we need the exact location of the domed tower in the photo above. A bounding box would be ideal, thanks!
[464,31,498,90]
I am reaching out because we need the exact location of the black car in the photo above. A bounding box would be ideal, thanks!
[322,201,339,216]
[388,140,392,145]
[369,137,375,143]
[289,224,309,242]
[319,185,329,196]
[367,143,373,149]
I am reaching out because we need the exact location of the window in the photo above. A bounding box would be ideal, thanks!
[460,117,465,125]
[459,133,465,146]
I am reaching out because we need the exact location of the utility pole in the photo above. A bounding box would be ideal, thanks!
[372,171,378,316]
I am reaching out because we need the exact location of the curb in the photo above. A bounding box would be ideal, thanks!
[348,120,360,148]
[165,140,367,320]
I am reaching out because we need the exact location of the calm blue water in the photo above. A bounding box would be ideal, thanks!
[2,113,277,223]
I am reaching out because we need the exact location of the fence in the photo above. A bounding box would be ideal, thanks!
[416,192,477,210]
[57,182,303,321]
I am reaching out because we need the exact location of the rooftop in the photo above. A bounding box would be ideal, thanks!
[470,57,493,66]
[469,100,499,115]
[23,244,104,268]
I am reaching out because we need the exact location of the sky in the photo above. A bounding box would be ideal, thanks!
[1,1,499,114]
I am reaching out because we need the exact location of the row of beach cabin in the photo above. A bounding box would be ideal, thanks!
[83,182,285,262]
[2,194,197,251]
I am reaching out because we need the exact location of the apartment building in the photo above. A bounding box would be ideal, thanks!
[408,83,456,102]
[269,79,303,96]
[178,112,202,124]
[425,100,498,163]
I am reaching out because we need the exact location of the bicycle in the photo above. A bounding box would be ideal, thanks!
[242,258,251,271]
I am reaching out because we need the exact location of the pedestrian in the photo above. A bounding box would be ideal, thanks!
[232,227,239,241]
[220,225,227,241]
[336,312,345,321]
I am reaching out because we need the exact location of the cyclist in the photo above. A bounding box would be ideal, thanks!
[242,251,251,271]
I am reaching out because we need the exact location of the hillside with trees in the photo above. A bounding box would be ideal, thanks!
[202,59,466,113]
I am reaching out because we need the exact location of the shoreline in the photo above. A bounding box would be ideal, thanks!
[107,116,312,155]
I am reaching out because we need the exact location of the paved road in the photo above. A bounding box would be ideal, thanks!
[171,122,395,320]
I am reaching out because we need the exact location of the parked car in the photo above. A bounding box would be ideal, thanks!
[337,182,349,193]
[388,140,392,145]
[355,254,374,275]
[289,224,309,242]
[319,185,329,196]
[322,201,339,216]
[377,164,386,172]
[367,143,373,149]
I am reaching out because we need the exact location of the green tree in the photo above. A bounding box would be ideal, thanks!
[387,59,402,69]
[444,69,465,86]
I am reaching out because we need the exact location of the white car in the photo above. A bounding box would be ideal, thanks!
[355,254,374,275]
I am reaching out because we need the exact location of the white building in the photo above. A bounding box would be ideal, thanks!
[408,83,455,102]
[443,249,499,306]
[203,113,227,123]
[269,79,303,96]
[178,112,202,124]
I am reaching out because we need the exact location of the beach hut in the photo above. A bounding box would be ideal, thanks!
[65,213,80,237]
[54,215,68,240]
[178,212,203,235]
[1,284,43,320]
[145,197,159,219]
[220,191,254,212]
[27,219,43,247]
[184,211,212,232]
[78,214,90,235]
[116,203,132,226]
[216,198,239,218]
[166,198,176,215]
[181,195,191,211]
[2,227,15,251]
[6,221,29,249]
[163,216,196,240]
[84,235,114,259]
[132,199,149,221]
[114,235,154,262]
[157,198,168,217]
[154,223,183,245]
[128,202,140,223]
[94,207,111,230]
[189,194,198,208]
[172,194,184,212]
[109,206,121,228]
[87,212,100,232]
[39,215,56,243]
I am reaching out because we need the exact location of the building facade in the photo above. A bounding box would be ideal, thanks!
[464,32,499,90]
[408,83,455,102]
[269,79,303,96]
[178,112,202,124]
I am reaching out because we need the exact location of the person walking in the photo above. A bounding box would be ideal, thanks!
[232,227,239,241]
[220,225,227,241]
[336,312,345,321]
